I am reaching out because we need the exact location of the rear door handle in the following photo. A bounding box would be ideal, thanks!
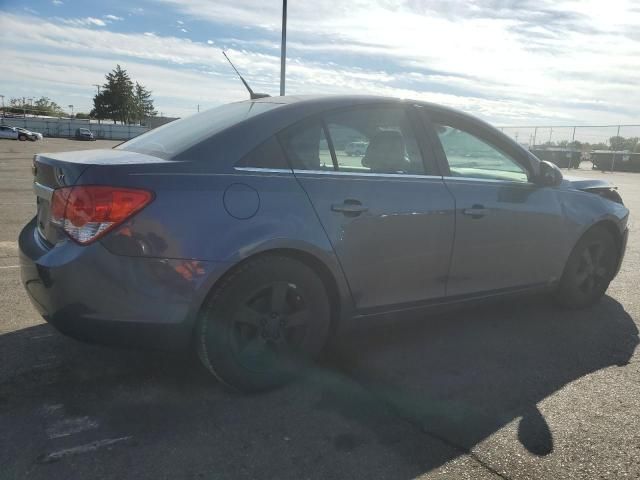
[462,204,489,219]
[332,200,368,215]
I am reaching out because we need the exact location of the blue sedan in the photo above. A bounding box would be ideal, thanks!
[19,95,629,391]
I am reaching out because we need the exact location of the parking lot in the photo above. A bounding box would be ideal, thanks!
[0,138,638,479]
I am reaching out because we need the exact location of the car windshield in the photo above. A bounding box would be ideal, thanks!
[117,101,280,159]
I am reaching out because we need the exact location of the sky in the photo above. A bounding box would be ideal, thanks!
[1,0,639,126]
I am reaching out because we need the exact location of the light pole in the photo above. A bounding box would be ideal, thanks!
[68,105,74,118]
[0,95,4,118]
[93,84,101,124]
[280,0,287,96]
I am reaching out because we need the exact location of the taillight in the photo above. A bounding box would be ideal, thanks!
[50,186,153,244]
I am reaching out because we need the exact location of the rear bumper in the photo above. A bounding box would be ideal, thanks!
[19,217,230,350]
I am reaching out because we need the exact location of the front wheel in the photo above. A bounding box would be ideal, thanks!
[196,255,331,392]
[18,134,27,141]
[555,227,617,309]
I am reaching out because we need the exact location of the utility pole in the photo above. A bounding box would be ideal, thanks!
[532,127,538,148]
[93,84,101,124]
[23,97,26,117]
[197,104,200,112]
[68,105,74,118]
[280,0,287,96]
[0,95,4,118]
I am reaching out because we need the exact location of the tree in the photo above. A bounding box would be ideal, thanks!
[133,82,157,124]
[609,135,639,152]
[33,97,64,116]
[90,65,156,124]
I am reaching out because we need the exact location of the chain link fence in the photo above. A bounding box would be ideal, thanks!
[1,117,148,140]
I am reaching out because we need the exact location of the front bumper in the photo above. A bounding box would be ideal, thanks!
[614,227,629,277]
[19,217,229,350]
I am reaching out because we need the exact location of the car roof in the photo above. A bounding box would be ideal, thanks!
[153,94,530,168]
[252,94,455,114]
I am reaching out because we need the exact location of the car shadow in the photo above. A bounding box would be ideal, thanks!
[317,294,638,463]
[0,294,637,479]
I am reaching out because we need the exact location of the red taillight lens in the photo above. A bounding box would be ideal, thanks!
[50,186,153,244]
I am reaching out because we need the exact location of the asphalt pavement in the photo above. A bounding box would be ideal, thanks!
[0,138,638,479]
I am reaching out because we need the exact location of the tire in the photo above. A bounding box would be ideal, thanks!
[555,227,618,309]
[18,134,27,141]
[196,255,331,392]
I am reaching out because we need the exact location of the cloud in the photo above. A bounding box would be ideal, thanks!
[104,15,124,22]
[3,0,640,124]
[52,0,63,6]
[59,17,107,27]
[150,0,640,122]
[180,28,188,33]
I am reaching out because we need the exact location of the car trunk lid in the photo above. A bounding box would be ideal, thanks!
[32,149,171,244]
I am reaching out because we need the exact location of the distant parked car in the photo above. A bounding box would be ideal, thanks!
[15,127,43,141]
[75,128,95,141]
[0,125,32,141]
[345,141,368,156]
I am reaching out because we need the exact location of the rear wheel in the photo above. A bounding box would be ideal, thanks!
[18,134,27,141]
[196,255,331,392]
[555,227,617,309]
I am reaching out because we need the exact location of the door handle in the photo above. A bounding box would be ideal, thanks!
[331,200,368,216]
[462,204,489,219]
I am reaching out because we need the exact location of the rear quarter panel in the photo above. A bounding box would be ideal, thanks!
[78,164,353,323]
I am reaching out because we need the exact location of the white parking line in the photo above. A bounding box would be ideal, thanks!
[0,265,19,269]
[39,436,132,463]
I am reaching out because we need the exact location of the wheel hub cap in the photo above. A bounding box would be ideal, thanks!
[262,313,285,340]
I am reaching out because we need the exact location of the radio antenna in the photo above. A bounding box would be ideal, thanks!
[222,51,270,100]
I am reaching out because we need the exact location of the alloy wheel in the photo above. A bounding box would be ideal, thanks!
[230,281,310,371]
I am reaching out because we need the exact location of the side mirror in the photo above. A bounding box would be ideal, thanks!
[536,160,563,187]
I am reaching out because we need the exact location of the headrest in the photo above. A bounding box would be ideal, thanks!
[362,130,407,173]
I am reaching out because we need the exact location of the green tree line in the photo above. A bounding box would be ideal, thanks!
[3,97,66,117]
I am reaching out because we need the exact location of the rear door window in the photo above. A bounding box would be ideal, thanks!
[279,105,436,175]
[325,106,428,174]
[278,119,334,171]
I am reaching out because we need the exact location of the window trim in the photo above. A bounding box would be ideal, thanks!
[321,117,339,171]
[292,168,442,180]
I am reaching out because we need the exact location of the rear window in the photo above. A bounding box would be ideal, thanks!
[117,101,280,159]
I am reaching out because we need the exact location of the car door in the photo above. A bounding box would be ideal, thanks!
[0,126,16,139]
[422,109,568,297]
[279,104,455,311]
